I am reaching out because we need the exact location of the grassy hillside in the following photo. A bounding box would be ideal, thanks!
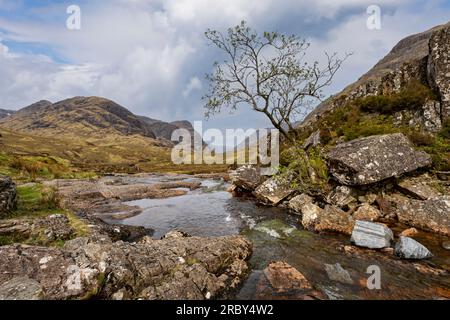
[0,127,227,182]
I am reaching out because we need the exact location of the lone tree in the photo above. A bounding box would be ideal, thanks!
[203,21,350,141]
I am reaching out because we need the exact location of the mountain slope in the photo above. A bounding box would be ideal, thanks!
[0,97,156,139]
[303,21,450,128]
[139,116,182,141]
[0,109,15,119]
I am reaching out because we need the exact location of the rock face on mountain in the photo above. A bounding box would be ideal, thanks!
[326,133,432,186]
[139,117,204,146]
[303,21,450,131]
[139,116,183,141]
[0,97,157,139]
[428,24,450,119]
[0,109,14,119]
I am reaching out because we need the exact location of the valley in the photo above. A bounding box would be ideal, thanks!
[0,20,449,301]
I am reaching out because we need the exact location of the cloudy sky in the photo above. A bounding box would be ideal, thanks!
[0,0,449,134]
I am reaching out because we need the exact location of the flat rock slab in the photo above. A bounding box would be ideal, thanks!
[0,276,43,300]
[253,177,294,205]
[326,133,431,186]
[350,220,394,249]
[395,236,433,259]
[397,174,442,200]
[255,261,324,300]
[0,233,252,300]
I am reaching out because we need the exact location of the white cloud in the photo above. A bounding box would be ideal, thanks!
[182,77,202,97]
[0,0,448,128]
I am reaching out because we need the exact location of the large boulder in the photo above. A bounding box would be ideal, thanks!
[229,165,265,191]
[253,177,294,205]
[326,133,432,186]
[393,195,450,236]
[314,205,354,235]
[350,220,394,249]
[0,176,17,217]
[300,204,354,235]
[0,233,252,300]
[395,236,433,259]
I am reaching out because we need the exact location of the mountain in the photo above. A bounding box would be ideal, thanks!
[139,117,206,147]
[0,109,15,119]
[139,116,185,141]
[302,21,450,131]
[0,97,157,139]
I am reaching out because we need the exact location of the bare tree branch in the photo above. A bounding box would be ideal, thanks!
[203,21,351,141]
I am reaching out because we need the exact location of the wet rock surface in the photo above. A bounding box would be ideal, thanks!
[0,176,17,217]
[326,133,432,186]
[255,261,324,300]
[48,177,199,220]
[324,263,354,285]
[0,233,252,300]
[395,236,433,259]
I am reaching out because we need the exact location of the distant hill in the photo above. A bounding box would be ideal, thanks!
[0,97,158,139]
[0,97,203,146]
[139,116,205,146]
[139,116,184,141]
[0,109,15,119]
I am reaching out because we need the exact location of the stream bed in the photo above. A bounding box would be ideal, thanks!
[118,174,450,300]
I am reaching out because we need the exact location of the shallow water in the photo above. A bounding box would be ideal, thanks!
[119,174,450,300]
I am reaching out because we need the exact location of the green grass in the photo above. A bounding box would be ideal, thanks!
[11,184,60,219]
[278,146,330,195]
[2,183,91,247]
[0,151,98,182]
[292,81,450,171]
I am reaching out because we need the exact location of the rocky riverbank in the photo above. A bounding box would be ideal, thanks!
[0,174,253,300]
[230,133,449,259]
